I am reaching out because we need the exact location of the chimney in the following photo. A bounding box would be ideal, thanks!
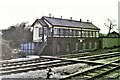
[80,19,82,22]
[87,20,89,23]
[70,17,72,20]
[61,16,62,19]
[49,14,51,18]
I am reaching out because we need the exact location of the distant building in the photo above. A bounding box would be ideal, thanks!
[31,16,100,56]
[100,31,120,49]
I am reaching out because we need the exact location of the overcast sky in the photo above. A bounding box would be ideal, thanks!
[0,0,119,34]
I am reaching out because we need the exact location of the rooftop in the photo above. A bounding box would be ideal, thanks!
[33,16,100,30]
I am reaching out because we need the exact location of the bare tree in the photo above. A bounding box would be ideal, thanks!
[104,19,117,34]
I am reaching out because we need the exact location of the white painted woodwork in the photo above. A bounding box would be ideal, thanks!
[33,22,42,42]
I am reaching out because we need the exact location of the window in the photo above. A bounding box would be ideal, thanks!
[88,31,92,37]
[44,28,47,36]
[58,28,60,36]
[54,28,57,34]
[63,29,66,36]
[60,29,64,36]
[91,31,93,37]
[76,30,79,36]
[93,31,96,37]
[78,31,81,37]
[65,29,69,37]
[47,28,51,37]
[86,31,88,37]
[96,31,99,37]
[39,28,42,37]
[73,30,76,36]
[69,30,73,36]
[82,31,85,37]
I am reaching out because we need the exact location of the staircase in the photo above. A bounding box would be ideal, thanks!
[36,40,47,55]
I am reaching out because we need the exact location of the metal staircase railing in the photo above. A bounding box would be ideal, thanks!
[38,41,47,55]
[36,38,48,55]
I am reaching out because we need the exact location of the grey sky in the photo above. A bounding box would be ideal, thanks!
[0,0,119,34]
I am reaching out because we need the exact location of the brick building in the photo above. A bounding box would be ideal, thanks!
[31,16,100,56]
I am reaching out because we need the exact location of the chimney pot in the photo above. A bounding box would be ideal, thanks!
[49,14,51,18]
[87,20,89,23]
[80,19,82,22]
[61,16,62,19]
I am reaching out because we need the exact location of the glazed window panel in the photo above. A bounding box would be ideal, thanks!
[88,31,92,37]
[73,30,76,36]
[63,29,66,36]
[47,28,51,37]
[82,31,87,37]
[96,31,99,37]
[60,29,64,36]
[69,30,73,36]
[44,28,47,35]
[65,29,69,37]
[93,31,96,37]
[58,28,61,36]
[53,28,59,37]
[86,31,88,37]
[39,28,42,37]
[78,31,81,37]
[82,31,84,37]
[76,30,79,36]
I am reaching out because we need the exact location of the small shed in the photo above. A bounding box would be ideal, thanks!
[101,31,120,49]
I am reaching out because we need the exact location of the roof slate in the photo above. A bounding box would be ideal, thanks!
[37,19,48,27]
[33,16,100,30]
[42,16,100,30]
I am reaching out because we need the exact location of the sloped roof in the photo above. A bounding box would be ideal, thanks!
[42,16,100,30]
[31,19,48,27]
[37,19,48,27]
[106,31,120,37]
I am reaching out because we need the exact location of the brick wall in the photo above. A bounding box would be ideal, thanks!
[40,37,100,56]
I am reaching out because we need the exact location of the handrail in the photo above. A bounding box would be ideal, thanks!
[35,36,48,55]
[38,41,47,55]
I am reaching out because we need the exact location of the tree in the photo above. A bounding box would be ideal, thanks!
[104,19,117,34]
[2,21,32,48]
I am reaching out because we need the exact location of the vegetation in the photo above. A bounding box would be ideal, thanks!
[104,19,117,34]
[1,22,32,60]
[2,22,32,48]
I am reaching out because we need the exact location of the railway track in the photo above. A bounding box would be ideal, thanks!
[0,57,79,75]
[1,57,53,67]
[60,49,119,58]
[78,52,120,61]
[60,59,120,80]
[1,51,120,79]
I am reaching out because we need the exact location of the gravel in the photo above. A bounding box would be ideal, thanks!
[1,63,92,79]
